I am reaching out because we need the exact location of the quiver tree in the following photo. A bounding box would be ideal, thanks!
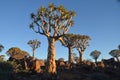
[0,44,4,52]
[61,34,78,63]
[90,50,101,64]
[29,3,75,74]
[72,53,79,63]
[6,47,22,57]
[6,47,30,60]
[75,35,90,63]
[109,49,120,62]
[27,39,41,59]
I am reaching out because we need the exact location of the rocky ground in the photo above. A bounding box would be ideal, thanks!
[11,63,120,80]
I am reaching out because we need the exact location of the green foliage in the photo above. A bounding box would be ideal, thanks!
[6,47,30,60]
[6,47,22,56]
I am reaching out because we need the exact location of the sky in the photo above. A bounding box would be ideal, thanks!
[0,0,120,61]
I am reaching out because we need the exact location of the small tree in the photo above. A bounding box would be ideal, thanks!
[30,3,75,73]
[90,50,101,64]
[58,58,64,62]
[27,39,40,59]
[109,49,120,62]
[0,44,4,52]
[61,34,78,63]
[6,47,22,57]
[76,35,90,63]
[6,47,30,60]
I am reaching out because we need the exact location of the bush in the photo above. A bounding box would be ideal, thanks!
[0,61,21,80]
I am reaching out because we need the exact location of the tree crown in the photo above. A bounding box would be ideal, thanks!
[30,3,76,38]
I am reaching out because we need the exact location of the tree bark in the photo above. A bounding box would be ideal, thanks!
[68,46,73,63]
[78,48,84,63]
[46,38,56,74]
[32,49,36,59]
[116,57,119,62]
[79,51,83,63]
[95,58,97,66]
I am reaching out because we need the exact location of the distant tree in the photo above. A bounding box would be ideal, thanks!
[90,50,101,63]
[27,39,40,59]
[109,49,120,62]
[72,53,79,63]
[6,47,30,60]
[30,3,75,73]
[75,35,90,63]
[0,55,5,61]
[0,44,4,52]
[61,34,78,63]
[6,47,22,57]
[58,58,64,62]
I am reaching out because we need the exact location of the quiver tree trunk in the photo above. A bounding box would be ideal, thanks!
[68,46,73,63]
[32,49,36,59]
[78,48,84,63]
[79,51,83,63]
[95,58,98,65]
[115,57,119,62]
[46,38,56,74]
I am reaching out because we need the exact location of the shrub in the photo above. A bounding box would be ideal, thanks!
[0,61,21,80]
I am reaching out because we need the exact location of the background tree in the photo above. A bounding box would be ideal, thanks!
[58,58,64,62]
[72,53,79,63]
[90,50,101,64]
[6,47,22,57]
[6,47,30,60]
[61,34,78,63]
[75,35,90,63]
[0,44,4,52]
[109,49,120,62]
[0,55,5,61]
[27,39,40,59]
[22,50,30,57]
[30,3,75,73]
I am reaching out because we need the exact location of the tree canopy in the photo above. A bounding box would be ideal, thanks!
[27,39,41,58]
[30,3,76,38]
[90,50,101,63]
[6,47,30,59]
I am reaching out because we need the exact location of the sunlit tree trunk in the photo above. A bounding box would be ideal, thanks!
[32,49,36,59]
[95,58,97,65]
[78,48,84,63]
[68,46,73,63]
[115,57,119,62]
[46,38,56,74]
